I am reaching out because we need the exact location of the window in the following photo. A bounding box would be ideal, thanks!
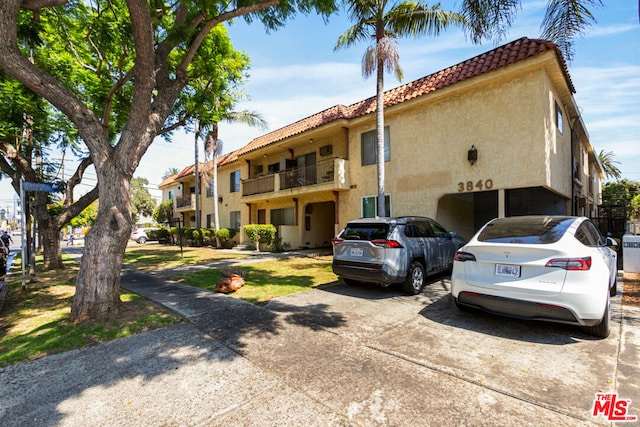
[575,220,604,247]
[230,211,241,231]
[206,179,214,198]
[361,126,390,166]
[555,101,563,133]
[268,162,280,174]
[429,221,449,238]
[230,170,240,193]
[361,195,391,218]
[206,214,212,228]
[168,190,174,202]
[271,207,295,226]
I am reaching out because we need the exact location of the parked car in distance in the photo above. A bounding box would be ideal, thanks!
[131,227,161,244]
[331,216,466,295]
[451,215,618,338]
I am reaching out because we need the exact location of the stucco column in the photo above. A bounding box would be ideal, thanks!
[498,189,506,218]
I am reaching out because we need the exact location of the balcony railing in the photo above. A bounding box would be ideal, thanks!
[241,157,348,198]
[243,174,275,196]
[175,194,196,211]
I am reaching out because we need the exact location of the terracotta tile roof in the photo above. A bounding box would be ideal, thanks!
[235,105,349,156]
[159,149,240,187]
[158,174,176,188]
[237,37,573,155]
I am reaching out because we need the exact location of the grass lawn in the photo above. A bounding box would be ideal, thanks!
[0,254,183,368]
[123,242,248,271]
[1,245,338,367]
[171,255,340,304]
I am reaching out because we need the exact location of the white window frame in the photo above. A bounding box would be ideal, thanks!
[361,194,391,218]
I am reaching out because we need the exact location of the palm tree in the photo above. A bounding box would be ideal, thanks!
[460,0,606,62]
[203,111,267,244]
[335,1,465,217]
[598,149,622,180]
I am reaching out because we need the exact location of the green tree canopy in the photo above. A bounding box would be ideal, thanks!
[131,177,157,225]
[0,0,339,321]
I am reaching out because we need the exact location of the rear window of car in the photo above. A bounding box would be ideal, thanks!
[477,216,574,244]
[341,224,390,241]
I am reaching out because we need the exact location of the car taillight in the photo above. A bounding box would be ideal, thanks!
[545,256,592,270]
[370,239,402,248]
[454,251,476,262]
[330,237,344,245]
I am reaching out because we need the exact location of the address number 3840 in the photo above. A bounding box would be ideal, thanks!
[457,179,494,192]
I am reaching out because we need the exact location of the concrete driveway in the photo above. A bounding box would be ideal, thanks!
[266,272,639,425]
[2,260,638,426]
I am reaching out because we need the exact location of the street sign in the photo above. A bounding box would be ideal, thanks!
[22,181,62,193]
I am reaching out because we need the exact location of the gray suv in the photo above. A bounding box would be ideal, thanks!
[332,216,465,294]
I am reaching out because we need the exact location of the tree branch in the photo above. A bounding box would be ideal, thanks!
[63,156,94,208]
[0,0,111,167]
[21,0,68,10]
[56,186,99,227]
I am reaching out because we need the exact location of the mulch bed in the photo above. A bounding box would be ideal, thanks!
[623,273,640,308]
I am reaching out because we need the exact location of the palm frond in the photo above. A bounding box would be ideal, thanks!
[540,0,603,61]
[387,3,466,37]
[598,149,622,180]
[335,22,373,50]
[460,0,520,44]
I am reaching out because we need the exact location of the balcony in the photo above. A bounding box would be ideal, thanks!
[175,194,196,213]
[242,158,350,201]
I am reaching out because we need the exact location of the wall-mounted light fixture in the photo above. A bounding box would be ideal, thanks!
[218,197,223,203]
[468,145,478,165]
[309,138,313,144]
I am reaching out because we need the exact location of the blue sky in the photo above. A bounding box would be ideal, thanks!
[139,0,639,196]
[1,1,638,207]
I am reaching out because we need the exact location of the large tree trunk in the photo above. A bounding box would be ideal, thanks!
[39,219,63,270]
[71,166,132,322]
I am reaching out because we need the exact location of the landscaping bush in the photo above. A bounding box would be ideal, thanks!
[244,224,276,251]
[191,229,203,246]
[156,228,170,243]
[216,227,237,248]
[201,228,214,245]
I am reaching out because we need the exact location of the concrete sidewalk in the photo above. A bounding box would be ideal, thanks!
[1,249,639,426]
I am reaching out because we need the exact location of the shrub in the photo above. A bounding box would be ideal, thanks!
[191,229,202,246]
[201,228,213,245]
[244,224,276,250]
[183,228,194,240]
[156,228,170,243]
[269,236,291,253]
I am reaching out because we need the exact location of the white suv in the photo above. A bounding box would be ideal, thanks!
[130,228,159,244]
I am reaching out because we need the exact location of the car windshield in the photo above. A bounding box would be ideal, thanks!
[477,216,574,244]
[341,223,390,241]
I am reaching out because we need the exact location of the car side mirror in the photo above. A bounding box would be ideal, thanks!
[449,231,456,239]
[606,237,618,249]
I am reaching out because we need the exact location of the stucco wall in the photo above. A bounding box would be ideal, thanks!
[338,66,569,230]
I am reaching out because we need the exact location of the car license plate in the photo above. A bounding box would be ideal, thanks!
[350,247,363,256]
[495,264,521,278]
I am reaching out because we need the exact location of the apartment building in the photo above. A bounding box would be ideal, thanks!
[159,37,603,249]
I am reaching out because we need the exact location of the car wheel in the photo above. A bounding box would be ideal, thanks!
[609,278,618,297]
[401,261,425,295]
[585,296,610,338]
[137,237,147,244]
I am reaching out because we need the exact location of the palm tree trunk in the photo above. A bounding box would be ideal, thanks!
[376,56,386,217]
